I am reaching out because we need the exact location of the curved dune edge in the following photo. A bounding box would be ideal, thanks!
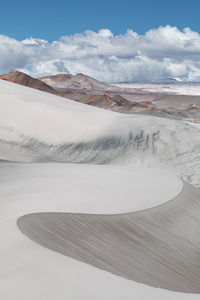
[17,182,200,293]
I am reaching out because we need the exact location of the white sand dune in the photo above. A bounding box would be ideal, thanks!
[0,162,198,300]
[0,79,200,187]
[0,80,200,299]
[18,182,200,293]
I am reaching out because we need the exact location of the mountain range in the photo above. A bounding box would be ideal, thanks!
[0,71,200,122]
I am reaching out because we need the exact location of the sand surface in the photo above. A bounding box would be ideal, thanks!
[0,80,200,299]
[1,163,197,299]
[18,182,200,293]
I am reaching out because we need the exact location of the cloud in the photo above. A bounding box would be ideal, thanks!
[1,26,200,82]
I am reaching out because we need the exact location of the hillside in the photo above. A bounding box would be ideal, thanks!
[0,71,55,94]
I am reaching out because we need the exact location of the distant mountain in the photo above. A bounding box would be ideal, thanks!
[119,78,179,85]
[39,74,73,89]
[1,71,199,122]
[150,78,179,84]
[0,71,55,93]
[40,73,109,91]
[78,93,134,110]
[119,78,200,85]
[0,71,137,112]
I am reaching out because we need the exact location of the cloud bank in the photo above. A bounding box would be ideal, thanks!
[1,26,200,82]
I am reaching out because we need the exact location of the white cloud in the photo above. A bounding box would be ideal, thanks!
[1,26,200,82]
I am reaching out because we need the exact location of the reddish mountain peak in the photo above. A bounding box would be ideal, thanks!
[40,72,109,91]
[0,71,55,94]
[0,71,30,81]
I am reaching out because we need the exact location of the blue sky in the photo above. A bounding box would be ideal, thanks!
[1,0,200,82]
[1,0,200,41]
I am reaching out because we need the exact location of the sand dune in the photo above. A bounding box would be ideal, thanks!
[0,79,200,187]
[18,182,200,293]
[0,78,200,299]
[0,163,190,300]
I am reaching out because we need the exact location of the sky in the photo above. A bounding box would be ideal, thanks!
[1,0,200,82]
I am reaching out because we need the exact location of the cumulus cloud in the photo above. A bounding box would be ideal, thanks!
[1,26,200,82]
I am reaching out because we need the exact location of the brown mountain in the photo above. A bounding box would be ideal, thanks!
[79,93,134,110]
[0,71,133,111]
[0,71,161,114]
[62,92,156,113]
[40,73,110,91]
[2,71,199,122]
[0,71,55,94]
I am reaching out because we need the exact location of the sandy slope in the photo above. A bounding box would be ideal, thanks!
[0,162,194,300]
[0,79,200,299]
[0,79,200,187]
[18,182,200,293]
